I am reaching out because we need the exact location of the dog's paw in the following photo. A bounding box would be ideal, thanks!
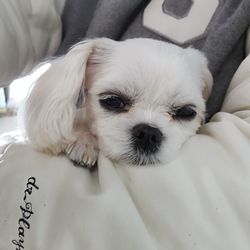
[65,133,98,168]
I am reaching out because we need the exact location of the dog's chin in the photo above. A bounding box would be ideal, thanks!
[113,151,161,166]
[99,137,182,166]
[106,145,181,166]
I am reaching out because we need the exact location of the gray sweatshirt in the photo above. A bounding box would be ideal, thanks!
[58,0,250,119]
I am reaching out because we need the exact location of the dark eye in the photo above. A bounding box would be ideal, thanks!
[173,105,197,120]
[99,96,127,112]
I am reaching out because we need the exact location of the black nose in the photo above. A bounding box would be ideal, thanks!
[131,124,163,154]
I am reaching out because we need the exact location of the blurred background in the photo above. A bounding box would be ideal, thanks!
[0,64,49,134]
[0,0,249,141]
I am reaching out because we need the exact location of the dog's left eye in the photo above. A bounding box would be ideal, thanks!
[99,96,127,112]
[173,105,197,120]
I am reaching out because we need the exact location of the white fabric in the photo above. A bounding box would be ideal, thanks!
[1,55,250,249]
[0,0,65,87]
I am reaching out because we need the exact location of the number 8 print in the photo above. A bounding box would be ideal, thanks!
[143,0,220,44]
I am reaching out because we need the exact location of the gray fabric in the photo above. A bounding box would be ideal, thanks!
[57,0,99,55]
[86,0,146,39]
[207,34,245,118]
[58,0,250,119]
[162,0,193,19]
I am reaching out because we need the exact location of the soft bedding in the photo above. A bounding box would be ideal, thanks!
[0,56,250,250]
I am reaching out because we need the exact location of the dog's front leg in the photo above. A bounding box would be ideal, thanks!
[65,131,98,168]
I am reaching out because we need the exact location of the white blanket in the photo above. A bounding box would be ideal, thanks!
[1,55,250,249]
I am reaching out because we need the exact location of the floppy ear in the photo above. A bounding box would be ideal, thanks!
[201,64,213,100]
[25,38,114,154]
[186,48,213,100]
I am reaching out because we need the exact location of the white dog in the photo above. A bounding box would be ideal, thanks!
[24,38,212,167]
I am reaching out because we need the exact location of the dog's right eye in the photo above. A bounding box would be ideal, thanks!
[99,96,127,113]
[172,105,197,121]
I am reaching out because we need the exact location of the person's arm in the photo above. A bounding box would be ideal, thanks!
[0,0,65,87]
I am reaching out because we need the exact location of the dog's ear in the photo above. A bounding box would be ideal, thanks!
[186,48,213,101]
[201,63,213,100]
[25,38,115,153]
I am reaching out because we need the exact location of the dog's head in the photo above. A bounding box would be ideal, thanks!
[26,38,212,165]
[82,38,212,165]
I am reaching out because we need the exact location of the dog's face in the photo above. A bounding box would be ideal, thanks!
[25,38,212,167]
[84,39,212,165]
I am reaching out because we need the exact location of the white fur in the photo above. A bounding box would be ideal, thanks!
[24,38,212,166]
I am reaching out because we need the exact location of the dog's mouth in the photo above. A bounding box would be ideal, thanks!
[120,150,160,166]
